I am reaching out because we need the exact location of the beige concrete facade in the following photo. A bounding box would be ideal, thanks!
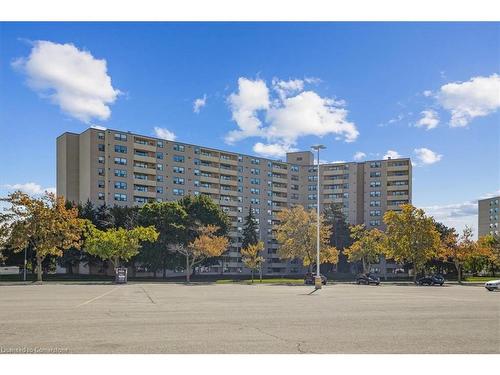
[57,127,412,276]
[478,196,500,238]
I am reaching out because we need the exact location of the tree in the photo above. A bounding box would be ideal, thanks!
[479,234,500,276]
[1,191,85,282]
[241,241,265,283]
[172,224,229,282]
[138,201,187,278]
[383,204,440,282]
[344,225,386,274]
[242,206,259,250]
[323,203,352,272]
[84,225,159,269]
[0,191,86,282]
[275,206,339,270]
[178,194,230,275]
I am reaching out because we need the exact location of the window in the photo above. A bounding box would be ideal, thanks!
[291,165,299,172]
[173,155,185,163]
[114,169,127,177]
[250,188,260,194]
[370,191,381,197]
[114,145,127,153]
[308,185,317,191]
[173,177,185,185]
[135,185,148,192]
[370,171,381,178]
[98,144,105,152]
[173,144,185,152]
[251,198,260,205]
[134,173,147,180]
[98,192,105,200]
[370,210,382,217]
[156,175,163,182]
[98,156,105,164]
[173,188,184,196]
[173,166,185,174]
[114,181,127,189]
[114,193,127,201]
[238,155,243,162]
[157,163,163,171]
[308,194,317,200]
[156,186,163,194]
[250,158,260,165]
[114,133,127,141]
[134,196,148,204]
[308,175,318,182]
[156,152,163,159]
[250,168,260,175]
[370,161,381,168]
[157,140,164,148]
[114,157,127,165]
[370,200,381,207]
[98,180,105,188]
[369,220,381,226]
[98,168,105,176]
[369,181,381,187]
[97,132,105,140]
[250,178,260,185]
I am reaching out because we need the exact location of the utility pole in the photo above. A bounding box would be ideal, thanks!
[311,145,326,290]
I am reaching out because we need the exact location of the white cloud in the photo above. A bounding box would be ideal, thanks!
[252,142,296,158]
[225,77,270,144]
[225,77,358,147]
[193,94,207,113]
[414,147,442,165]
[153,126,177,141]
[437,74,500,127]
[422,90,433,97]
[353,151,366,161]
[383,150,401,160]
[416,109,439,130]
[2,182,55,195]
[272,78,304,100]
[13,40,121,123]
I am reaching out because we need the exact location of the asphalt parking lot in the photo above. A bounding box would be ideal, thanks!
[0,282,498,354]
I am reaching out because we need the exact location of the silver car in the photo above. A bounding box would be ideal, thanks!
[484,279,500,291]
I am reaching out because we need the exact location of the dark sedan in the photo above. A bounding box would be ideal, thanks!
[417,274,445,286]
[304,272,327,285]
[356,273,380,285]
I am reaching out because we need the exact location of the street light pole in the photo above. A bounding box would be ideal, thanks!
[311,144,326,290]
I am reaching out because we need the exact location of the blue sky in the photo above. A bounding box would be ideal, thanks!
[0,22,499,234]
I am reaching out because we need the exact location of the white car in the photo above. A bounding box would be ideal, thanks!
[484,280,500,291]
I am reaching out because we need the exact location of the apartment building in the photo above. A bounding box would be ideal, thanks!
[478,196,500,238]
[57,127,412,276]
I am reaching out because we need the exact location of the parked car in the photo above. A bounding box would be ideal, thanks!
[484,279,500,291]
[417,274,445,286]
[356,273,380,285]
[304,272,327,285]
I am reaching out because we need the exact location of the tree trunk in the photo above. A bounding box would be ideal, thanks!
[36,254,43,283]
[186,256,190,283]
[457,263,462,284]
[153,269,157,278]
[251,270,254,283]
[162,265,167,279]
[413,265,417,283]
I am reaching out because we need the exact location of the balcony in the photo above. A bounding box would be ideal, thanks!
[220,178,237,186]
[133,178,156,187]
[387,174,409,181]
[200,185,219,194]
[219,167,238,176]
[199,153,220,163]
[220,189,238,196]
[199,176,219,184]
[133,191,156,199]
[272,175,288,183]
[272,186,287,193]
[199,165,220,174]
[133,141,156,152]
[133,154,156,164]
[133,166,156,175]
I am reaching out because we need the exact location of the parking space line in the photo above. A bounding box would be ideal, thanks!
[75,287,119,307]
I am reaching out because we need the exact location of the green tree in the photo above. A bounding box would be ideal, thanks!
[275,206,339,270]
[138,201,187,278]
[84,225,159,268]
[323,203,352,272]
[383,204,440,282]
[344,225,386,274]
[0,191,86,282]
[479,234,500,276]
[241,241,265,283]
[242,206,259,250]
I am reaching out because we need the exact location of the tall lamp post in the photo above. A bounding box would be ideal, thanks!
[311,144,326,289]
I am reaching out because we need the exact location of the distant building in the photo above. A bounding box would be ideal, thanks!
[478,196,500,237]
[57,127,412,276]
